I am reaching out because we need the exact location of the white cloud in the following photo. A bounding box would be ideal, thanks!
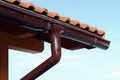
[105,70,120,78]
[56,54,84,67]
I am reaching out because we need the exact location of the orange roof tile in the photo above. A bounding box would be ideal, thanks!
[89,27,98,33]
[97,30,105,36]
[6,0,20,4]
[80,24,89,29]
[19,2,34,10]
[35,7,48,14]
[47,12,59,19]
[59,16,70,23]
[6,0,20,3]
[70,20,80,26]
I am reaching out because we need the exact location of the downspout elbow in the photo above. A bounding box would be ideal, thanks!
[50,53,61,65]
[21,25,62,80]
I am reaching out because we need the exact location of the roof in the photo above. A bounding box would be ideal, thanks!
[4,0,105,37]
[0,0,110,50]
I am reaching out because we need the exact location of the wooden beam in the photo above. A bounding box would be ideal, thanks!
[17,33,36,39]
[0,30,44,53]
[0,43,8,80]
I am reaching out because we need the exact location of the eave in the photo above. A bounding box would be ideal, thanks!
[0,0,110,50]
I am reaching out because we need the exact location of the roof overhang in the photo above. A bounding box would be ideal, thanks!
[0,0,110,50]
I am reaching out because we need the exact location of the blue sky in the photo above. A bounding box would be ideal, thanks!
[9,0,120,80]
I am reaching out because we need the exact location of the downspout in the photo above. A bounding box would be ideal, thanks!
[21,25,62,80]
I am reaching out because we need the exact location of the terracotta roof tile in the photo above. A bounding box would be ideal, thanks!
[59,16,70,23]
[70,20,80,26]
[6,0,20,5]
[35,7,48,14]
[89,27,98,33]
[80,24,89,29]
[97,30,105,36]
[19,2,34,10]
[47,12,59,19]
[6,0,20,3]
